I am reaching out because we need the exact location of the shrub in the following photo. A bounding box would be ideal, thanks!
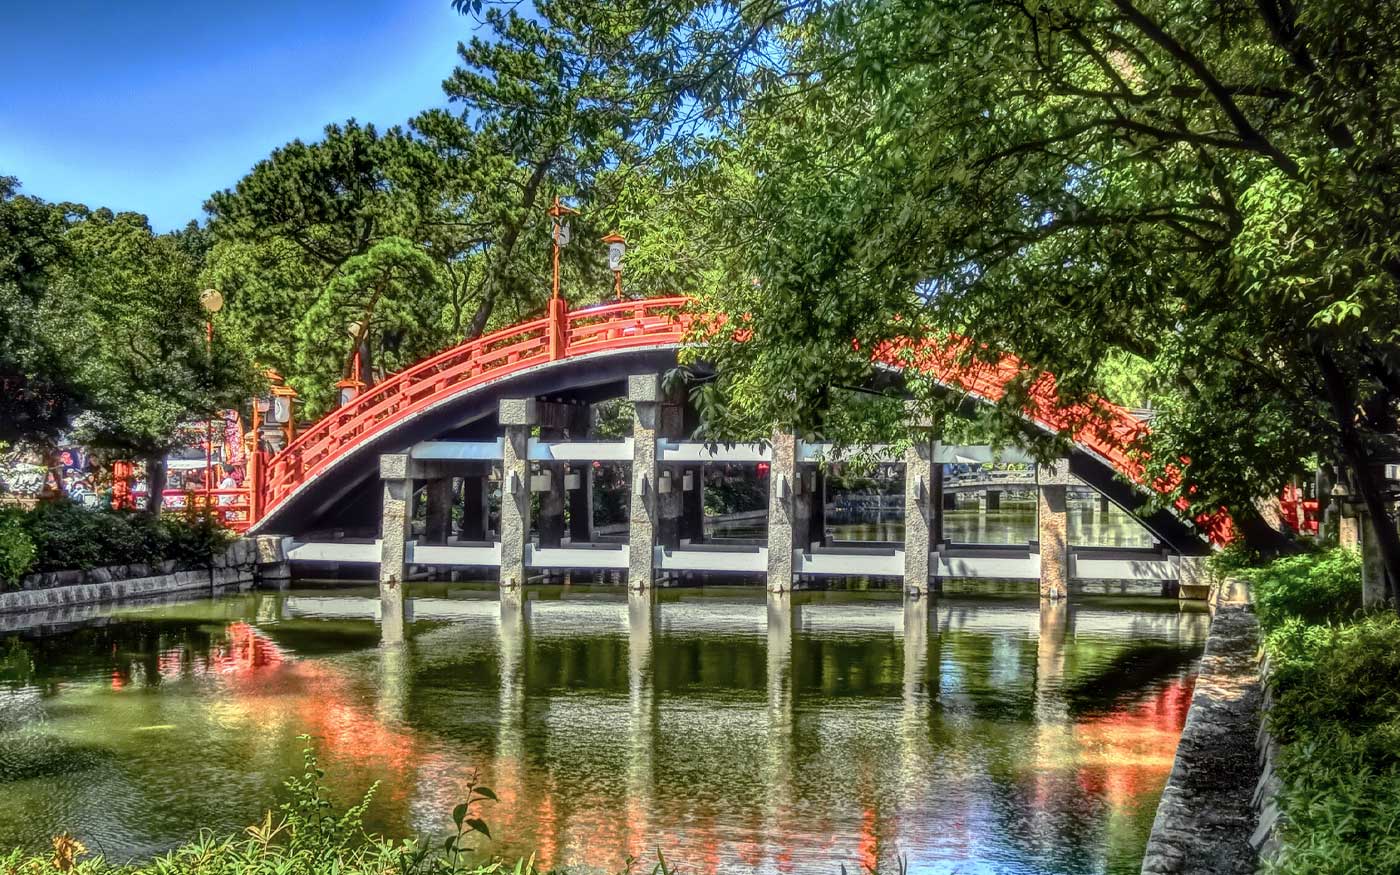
[0,510,36,590]
[1264,614,1400,874]
[1248,547,1361,631]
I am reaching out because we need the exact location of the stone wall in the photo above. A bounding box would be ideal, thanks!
[0,536,287,616]
[1140,580,1262,875]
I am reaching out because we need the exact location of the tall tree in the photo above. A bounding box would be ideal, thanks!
[0,179,86,444]
[55,209,255,512]
[647,0,1400,588]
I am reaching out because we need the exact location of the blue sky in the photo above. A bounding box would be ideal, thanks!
[0,0,466,231]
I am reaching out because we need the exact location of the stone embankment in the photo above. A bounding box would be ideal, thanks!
[0,535,289,619]
[1140,577,1263,875]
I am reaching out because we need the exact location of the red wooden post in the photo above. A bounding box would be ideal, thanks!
[548,297,569,360]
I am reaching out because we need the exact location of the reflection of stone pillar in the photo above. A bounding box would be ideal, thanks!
[1032,598,1071,812]
[377,641,410,725]
[1037,460,1072,600]
[496,597,528,814]
[903,435,935,596]
[539,427,567,548]
[460,472,489,541]
[499,399,536,592]
[379,454,411,645]
[626,588,657,855]
[767,431,802,594]
[424,477,454,545]
[763,591,796,861]
[629,376,662,591]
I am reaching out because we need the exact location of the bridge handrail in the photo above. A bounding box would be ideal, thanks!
[257,297,691,516]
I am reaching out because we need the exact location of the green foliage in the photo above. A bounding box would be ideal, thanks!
[0,510,36,588]
[0,740,691,875]
[0,502,234,586]
[1248,548,1361,631]
[1263,614,1400,874]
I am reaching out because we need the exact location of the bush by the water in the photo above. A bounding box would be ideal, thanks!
[1263,614,1400,874]
[0,744,678,875]
[1247,547,1361,631]
[1246,546,1400,874]
[0,502,233,590]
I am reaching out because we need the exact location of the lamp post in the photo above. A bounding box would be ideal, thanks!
[547,196,576,303]
[199,289,224,510]
[336,320,367,407]
[601,233,625,300]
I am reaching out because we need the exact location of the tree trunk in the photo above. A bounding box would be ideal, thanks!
[1316,347,1400,608]
[144,454,166,517]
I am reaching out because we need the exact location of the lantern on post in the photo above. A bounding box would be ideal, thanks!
[602,232,625,300]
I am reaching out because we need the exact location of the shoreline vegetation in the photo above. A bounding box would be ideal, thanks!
[1227,547,1400,874]
[0,743,685,875]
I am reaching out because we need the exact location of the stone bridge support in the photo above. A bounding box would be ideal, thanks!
[568,404,594,544]
[378,453,412,644]
[628,375,682,590]
[1037,458,1072,600]
[767,431,811,598]
[499,398,535,595]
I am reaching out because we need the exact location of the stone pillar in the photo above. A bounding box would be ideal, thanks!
[657,408,685,550]
[499,398,536,593]
[930,462,944,548]
[628,375,663,591]
[679,466,705,544]
[1360,509,1393,608]
[810,468,828,548]
[567,405,594,544]
[767,431,802,594]
[984,489,1001,511]
[903,435,935,597]
[568,464,594,544]
[1339,503,1361,549]
[537,427,567,549]
[1037,459,1072,601]
[460,471,489,542]
[379,453,411,645]
[423,477,454,545]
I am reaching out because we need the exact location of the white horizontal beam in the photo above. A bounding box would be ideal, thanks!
[655,546,768,572]
[937,551,1041,580]
[526,544,630,569]
[411,440,503,461]
[409,542,503,566]
[529,438,634,462]
[796,550,904,577]
[1071,556,1174,581]
[657,441,771,463]
[286,540,383,564]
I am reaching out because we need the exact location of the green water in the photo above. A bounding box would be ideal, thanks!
[0,585,1206,873]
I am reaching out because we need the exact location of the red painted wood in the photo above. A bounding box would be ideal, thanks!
[250,296,1232,543]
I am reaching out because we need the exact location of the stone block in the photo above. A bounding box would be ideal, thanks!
[86,566,113,585]
[627,373,661,403]
[379,453,411,481]
[1035,458,1077,487]
[498,397,539,426]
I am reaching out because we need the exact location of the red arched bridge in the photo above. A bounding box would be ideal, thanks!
[212,295,1232,596]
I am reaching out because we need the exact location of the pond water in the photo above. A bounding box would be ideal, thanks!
[0,584,1205,874]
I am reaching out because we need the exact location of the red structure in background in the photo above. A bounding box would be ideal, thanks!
[1279,483,1320,536]
[137,295,1246,542]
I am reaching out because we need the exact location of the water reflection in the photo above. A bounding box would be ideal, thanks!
[0,587,1204,874]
